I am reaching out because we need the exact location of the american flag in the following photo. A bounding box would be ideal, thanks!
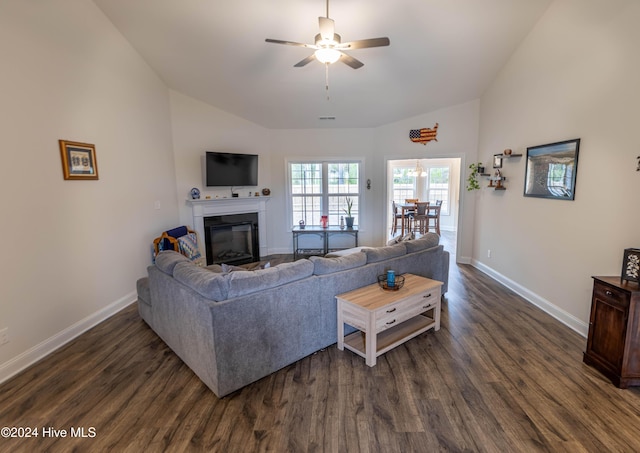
[409,123,439,145]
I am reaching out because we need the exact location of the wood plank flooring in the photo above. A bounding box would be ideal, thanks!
[1,233,640,452]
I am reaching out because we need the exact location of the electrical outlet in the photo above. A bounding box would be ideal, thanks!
[487,249,492,258]
[0,328,8,346]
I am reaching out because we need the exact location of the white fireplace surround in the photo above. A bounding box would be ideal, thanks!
[187,197,270,259]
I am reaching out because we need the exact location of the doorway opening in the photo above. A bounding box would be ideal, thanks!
[386,157,461,256]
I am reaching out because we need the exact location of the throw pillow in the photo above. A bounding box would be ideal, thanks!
[221,262,271,273]
[386,232,414,246]
[177,233,202,261]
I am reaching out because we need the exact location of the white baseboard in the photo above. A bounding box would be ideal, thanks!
[0,292,137,385]
[472,259,589,338]
[265,247,292,256]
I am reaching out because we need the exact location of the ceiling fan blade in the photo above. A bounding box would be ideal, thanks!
[339,52,364,69]
[318,17,335,41]
[294,54,316,67]
[265,38,311,48]
[338,37,390,49]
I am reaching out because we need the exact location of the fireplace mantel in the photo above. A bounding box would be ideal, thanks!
[187,197,270,258]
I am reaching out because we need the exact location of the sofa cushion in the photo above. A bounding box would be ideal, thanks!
[362,243,407,263]
[386,232,415,246]
[325,246,366,257]
[226,259,314,299]
[222,262,271,272]
[136,277,151,307]
[404,232,440,253]
[309,252,367,275]
[155,250,191,275]
[173,261,229,301]
[206,264,224,273]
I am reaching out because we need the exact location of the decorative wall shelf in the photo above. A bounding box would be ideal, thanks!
[485,153,522,190]
[487,176,506,190]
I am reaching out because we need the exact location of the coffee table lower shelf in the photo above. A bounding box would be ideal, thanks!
[343,314,435,361]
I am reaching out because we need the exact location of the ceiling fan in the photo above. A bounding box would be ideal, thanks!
[265,0,390,69]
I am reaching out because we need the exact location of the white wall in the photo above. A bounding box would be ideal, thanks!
[170,90,271,231]
[0,0,178,381]
[268,128,378,251]
[375,101,481,262]
[171,94,480,256]
[476,0,640,334]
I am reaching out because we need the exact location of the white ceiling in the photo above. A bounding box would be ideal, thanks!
[92,0,552,129]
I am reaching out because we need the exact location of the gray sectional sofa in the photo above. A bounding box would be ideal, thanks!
[136,232,449,397]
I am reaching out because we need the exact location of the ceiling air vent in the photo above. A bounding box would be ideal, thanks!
[319,116,336,120]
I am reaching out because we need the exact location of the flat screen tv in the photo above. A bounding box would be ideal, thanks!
[205,152,258,187]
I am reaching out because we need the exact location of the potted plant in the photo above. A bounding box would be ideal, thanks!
[343,197,355,228]
[467,162,483,191]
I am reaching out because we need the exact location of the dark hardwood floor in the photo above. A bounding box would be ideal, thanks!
[1,232,639,452]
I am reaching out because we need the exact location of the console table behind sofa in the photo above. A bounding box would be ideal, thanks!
[292,225,358,259]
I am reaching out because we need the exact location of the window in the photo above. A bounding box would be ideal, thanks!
[391,167,416,203]
[289,161,360,227]
[425,166,450,215]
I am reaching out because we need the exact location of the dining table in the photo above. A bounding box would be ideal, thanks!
[396,201,442,236]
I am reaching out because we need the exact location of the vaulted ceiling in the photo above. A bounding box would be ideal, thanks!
[93,0,552,129]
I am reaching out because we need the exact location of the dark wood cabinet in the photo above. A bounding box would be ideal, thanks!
[583,276,640,388]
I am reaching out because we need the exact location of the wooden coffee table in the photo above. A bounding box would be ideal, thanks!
[336,273,442,366]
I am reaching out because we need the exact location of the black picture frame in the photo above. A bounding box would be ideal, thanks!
[622,248,640,283]
[524,138,580,200]
[492,154,502,169]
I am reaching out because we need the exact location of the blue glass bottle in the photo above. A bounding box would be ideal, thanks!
[387,270,395,288]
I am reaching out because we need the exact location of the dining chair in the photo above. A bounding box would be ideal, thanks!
[426,200,443,235]
[153,226,202,262]
[413,201,430,234]
[391,201,404,235]
[403,198,418,229]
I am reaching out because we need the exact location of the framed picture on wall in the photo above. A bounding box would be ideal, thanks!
[621,248,640,283]
[59,140,99,180]
[524,138,580,200]
[492,154,502,169]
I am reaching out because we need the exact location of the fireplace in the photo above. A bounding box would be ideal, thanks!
[187,197,270,263]
[204,213,259,265]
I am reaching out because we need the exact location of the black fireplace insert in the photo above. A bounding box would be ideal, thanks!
[204,213,259,266]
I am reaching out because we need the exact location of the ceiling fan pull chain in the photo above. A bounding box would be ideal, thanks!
[325,63,330,100]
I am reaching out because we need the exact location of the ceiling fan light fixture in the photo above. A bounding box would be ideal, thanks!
[314,47,341,64]
[264,0,389,70]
